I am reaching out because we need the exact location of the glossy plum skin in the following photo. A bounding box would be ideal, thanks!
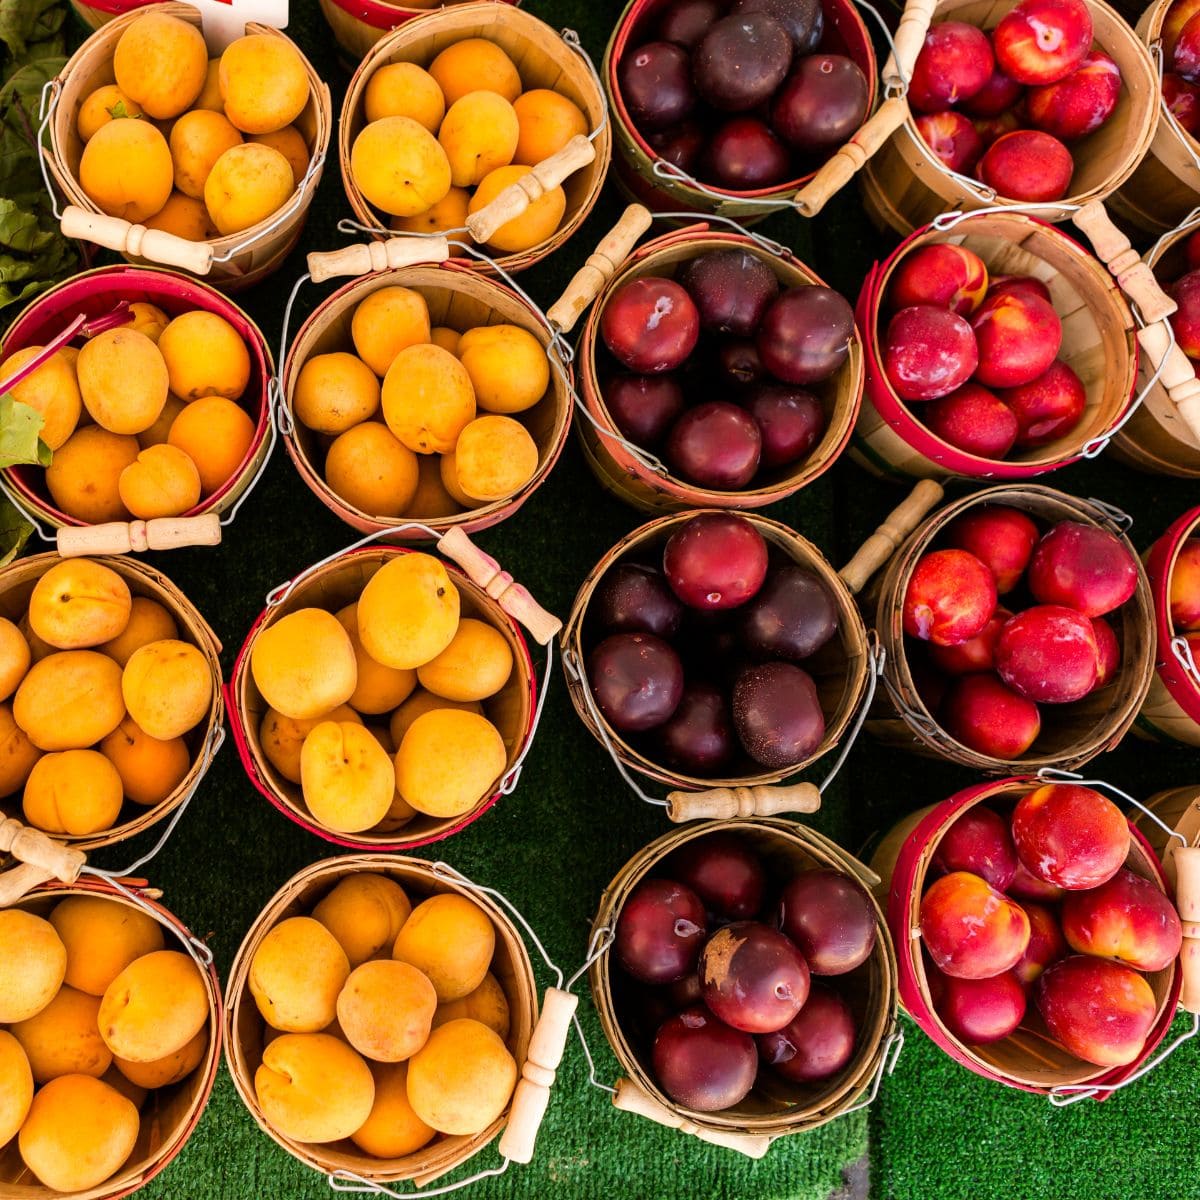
[652,1005,758,1110]
[932,806,1019,891]
[738,565,839,662]
[657,0,724,49]
[999,360,1086,448]
[656,681,739,775]
[771,55,870,152]
[664,833,768,920]
[619,41,697,130]
[757,286,855,385]
[616,877,707,984]
[602,277,701,374]
[677,249,780,337]
[666,401,763,490]
[693,14,794,112]
[704,117,791,188]
[647,120,707,171]
[588,632,685,732]
[743,385,827,468]
[923,383,1020,459]
[733,0,824,53]
[700,921,811,1032]
[931,967,1027,1043]
[757,983,857,1081]
[717,340,766,389]
[777,870,877,975]
[663,513,769,611]
[883,306,979,402]
[732,661,825,768]
[593,562,684,639]
[604,374,687,448]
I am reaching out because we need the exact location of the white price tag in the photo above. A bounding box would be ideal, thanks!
[184,0,289,50]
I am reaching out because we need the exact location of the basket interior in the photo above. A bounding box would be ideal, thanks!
[1144,227,1200,452]
[237,548,533,848]
[872,217,1135,471]
[284,265,568,532]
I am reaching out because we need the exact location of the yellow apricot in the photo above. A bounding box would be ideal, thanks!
[77,86,143,143]
[23,749,124,836]
[250,916,350,1032]
[0,345,81,450]
[0,1031,33,1147]
[429,39,522,106]
[395,709,506,820]
[100,596,179,667]
[101,1063,147,1109]
[170,109,243,199]
[325,422,420,519]
[458,324,549,414]
[13,651,125,750]
[0,703,41,794]
[255,1033,375,1143]
[126,301,170,343]
[391,893,495,1002]
[336,603,417,715]
[382,343,475,454]
[312,874,411,968]
[417,618,513,702]
[432,972,510,1039]
[438,451,474,508]
[351,1061,435,1157]
[219,33,310,135]
[430,326,461,355]
[101,714,190,807]
[513,89,588,165]
[168,396,256,495]
[80,117,174,222]
[49,895,165,997]
[407,1019,516,1135]
[0,909,66,1022]
[18,616,54,664]
[204,142,294,235]
[251,608,358,720]
[365,62,445,130]
[122,639,212,739]
[351,116,452,218]
[375,788,419,834]
[351,285,431,378]
[249,125,310,185]
[77,327,168,435]
[159,310,251,402]
[357,553,460,669]
[144,191,214,241]
[389,185,471,254]
[439,92,519,188]
[98,949,208,1062]
[388,688,482,746]
[293,352,380,434]
[113,11,207,119]
[455,415,539,502]
[259,704,362,784]
[301,720,395,833]
[0,616,30,701]
[114,1026,206,1088]
[29,559,132,650]
[408,452,464,519]
[337,959,436,1062]
[470,165,566,253]
[46,426,137,522]
[194,58,223,112]
[137,392,188,448]
[118,444,201,519]
[10,985,112,1083]
[18,1075,139,1192]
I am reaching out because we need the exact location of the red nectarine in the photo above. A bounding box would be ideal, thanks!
[941,673,1042,758]
[1011,783,1130,890]
[903,548,998,646]
[920,870,1031,979]
[1027,521,1138,618]
[943,504,1039,594]
[993,0,1093,86]
[995,604,1099,703]
[979,130,1074,202]
[1061,868,1182,972]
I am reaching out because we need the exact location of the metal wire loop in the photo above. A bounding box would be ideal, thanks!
[212,149,327,263]
[931,201,1081,232]
[1034,767,1188,848]
[1082,497,1134,533]
[37,79,63,222]
[1172,635,1200,690]
[650,210,789,260]
[498,639,556,797]
[837,1026,905,1117]
[560,29,608,144]
[329,1163,511,1197]
[819,635,885,793]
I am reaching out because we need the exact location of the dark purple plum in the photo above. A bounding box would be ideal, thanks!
[772,55,870,152]
[658,0,724,48]
[705,118,791,188]
[666,401,762,489]
[738,565,839,661]
[757,286,854,384]
[601,277,700,374]
[647,121,707,172]
[655,682,738,775]
[732,661,825,767]
[618,41,697,130]
[742,384,827,468]
[664,832,767,919]
[700,921,810,1032]
[716,339,766,389]
[777,869,877,975]
[757,983,856,1082]
[677,248,781,336]
[663,512,769,610]
[733,0,824,53]
[603,373,686,447]
[693,14,793,111]
[588,632,684,732]
[652,1005,758,1110]
[593,562,685,639]
[667,970,704,1009]
[616,878,707,984]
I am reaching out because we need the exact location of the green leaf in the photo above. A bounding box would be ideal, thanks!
[0,390,49,468]
[0,0,63,62]
[0,494,32,567]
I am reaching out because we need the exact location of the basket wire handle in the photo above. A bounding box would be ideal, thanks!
[1172,634,1200,692]
[831,1025,905,1117]
[37,79,63,223]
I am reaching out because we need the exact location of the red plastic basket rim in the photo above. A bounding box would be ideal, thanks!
[1145,507,1200,725]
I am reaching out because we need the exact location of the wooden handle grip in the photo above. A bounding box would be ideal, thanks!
[1136,322,1200,446]
[466,135,595,245]
[547,205,653,333]
[1072,202,1177,324]
[306,236,450,283]
[0,816,85,893]
[56,514,222,557]
[793,96,910,218]
[839,479,944,595]
[61,206,214,276]
[883,0,939,88]
[497,987,578,1164]
[0,863,57,907]
[1174,846,1200,1014]
[665,781,820,822]
[437,526,562,644]
[611,1078,772,1158]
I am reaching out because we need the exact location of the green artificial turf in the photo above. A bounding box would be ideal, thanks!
[43,2,1200,1198]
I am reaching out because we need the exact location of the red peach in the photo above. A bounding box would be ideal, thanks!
[903,548,998,646]
[1163,72,1200,137]
[883,305,980,401]
[1026,51,1121,140]
[920,870,1031,979]
[922,383,1019,459]
[1027,521,1139,618]
[1165,0,1200,58]
[943,504,1040,593]
[1169,537,1200,630]
[1011,783,1130,890]
[909,22,996,113]
[993,0,1093,86]
[932,804,1020,890]
[1169,269,1200,360]
[1061,868,1183,972]
[1036,955,1156,1066]
[1012,901,1068,985]
[973,110,1021,146]
[888,243,989,316]
[1010,860,1065,902]
[930,608,1010,674]
[931,966,1027,1042]
[987,275,1053,305]
[941,673,1042,758]
[1175,11,1200,82]
[1091,617,1120,687]
[915,111,985,173]
[962,66,1025,117]
[971,288,1063,389]
[999,360,1086,448]
[995,604,1099,703]
[979,130,1074,202]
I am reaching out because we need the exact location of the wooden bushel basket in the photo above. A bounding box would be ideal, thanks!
[225,854,576,1188]
[0,552,224,858]
[338,3,610,276]
[43,3,332,292]
[860,0,1158,235]
[0,265,275,557]
[868,484,1155,774]
[587,819,900,1155]
[560,483,944,822]
[869,775,1195,1098]
[281,239,572,541]
[318,0,522,61]
[0,821,222,1200]
[227,530,560,851]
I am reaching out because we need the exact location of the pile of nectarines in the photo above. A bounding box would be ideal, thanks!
[0,893,210,1191]
[1160,0,1200,136]
[921,784,1179,1068]
[78,12,312,240]
[248,874,516,1153]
